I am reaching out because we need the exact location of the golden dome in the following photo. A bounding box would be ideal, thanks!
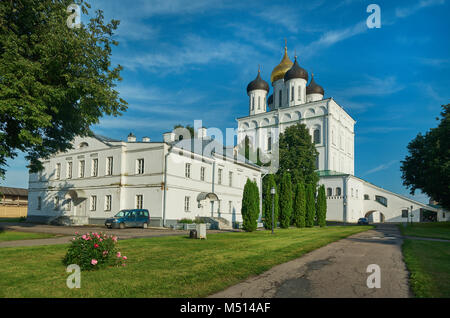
[270,46,293,83]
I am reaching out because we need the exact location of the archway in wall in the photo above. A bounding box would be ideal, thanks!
[365,210,385,223]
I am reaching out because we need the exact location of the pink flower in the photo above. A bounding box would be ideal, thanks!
[75,231,78,235]
[112,236,118,242]
[99,238,103,242]
[72,237,75,240]
[91,259,98,265]
[103,250,108,256]
[122,263,126,267]
[116,252,121,258]
[122,256,127,260]
[94,243,99,248]
[82,235,87,240]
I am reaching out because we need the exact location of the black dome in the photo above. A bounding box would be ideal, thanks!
[306,73,324,95]
[247,70,269,93]
[284,57,308,82]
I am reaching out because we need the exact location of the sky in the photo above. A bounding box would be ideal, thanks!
[2,0,450,204]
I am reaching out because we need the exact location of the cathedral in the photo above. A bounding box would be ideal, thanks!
[238,44,447,223]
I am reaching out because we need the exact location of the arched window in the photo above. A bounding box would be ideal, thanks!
[336,187,342,196]
[291,86,294,101]
[251,96,255,110]
[364,194,370,200]
[327,188,332,197]
[279,90,282,107]
[258,96,261,109]
[267,136,272,151]
[313,129,321,144]
[298,86,301,101]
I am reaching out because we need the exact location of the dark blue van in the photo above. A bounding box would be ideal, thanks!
[105,209,150,229]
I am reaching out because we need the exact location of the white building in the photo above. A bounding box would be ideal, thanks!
[238,44,446,223]
[27,130,262,227]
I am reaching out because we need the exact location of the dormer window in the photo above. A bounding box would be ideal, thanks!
[79,142,88,148]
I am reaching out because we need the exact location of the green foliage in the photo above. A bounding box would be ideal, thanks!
[278,172,293,228]
[277,123,319,187]
[293,182,306,228]
[63,232,127,271]
[262,174,279,230]
[0,0,127,177]
[316,185,327,227]
[241,179,259,232]
[178,218,193,224]
[305,184,316,227]
[400,104,450,210]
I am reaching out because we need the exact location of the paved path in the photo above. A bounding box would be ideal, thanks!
[0,223,230,248]
[210,224,411,298]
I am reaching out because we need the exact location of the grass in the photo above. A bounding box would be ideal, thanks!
[399,222,450,240]
[0,231,56,242]
[0,225,371,298]
[402,239,450,297]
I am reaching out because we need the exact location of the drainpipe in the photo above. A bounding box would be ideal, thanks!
[162,144,173,228]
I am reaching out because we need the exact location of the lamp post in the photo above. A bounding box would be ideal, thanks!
[271,187,276,234]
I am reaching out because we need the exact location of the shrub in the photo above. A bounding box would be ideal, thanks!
[279,172,293,228]
[178,218,193,224]
[241,179,259,232]
[63,232,127,271]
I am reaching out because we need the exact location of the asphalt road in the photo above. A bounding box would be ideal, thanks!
[210,224,411,298]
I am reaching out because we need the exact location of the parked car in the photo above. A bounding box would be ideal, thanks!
[105,209,150,229]
[357,217,369,225]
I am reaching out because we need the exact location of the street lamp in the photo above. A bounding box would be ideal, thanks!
[271,187,276,234]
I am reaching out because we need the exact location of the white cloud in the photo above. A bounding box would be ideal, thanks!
[364,160,398,175]
[340,76,405,98]
[395,0,446,18]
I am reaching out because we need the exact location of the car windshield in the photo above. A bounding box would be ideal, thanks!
[115,210,130,218]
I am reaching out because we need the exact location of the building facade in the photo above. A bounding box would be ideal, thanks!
[238,44,444,223]
[27,131,261,226]
[0,186,28,218]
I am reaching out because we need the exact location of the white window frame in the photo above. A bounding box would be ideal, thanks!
[229,171,233,187]
[136,158,144,174]
[136,194,143,209]
[104,195,112,211]
[200,166,205,181]
[218,168,223,185]
[79,160,85,178]
[106,157,113,176]
[184,196,190,212]
[67,162,73,179]
[185,163,191,178]
[55,163,61,180]
[92,158,98,177]
[90,195,97,211]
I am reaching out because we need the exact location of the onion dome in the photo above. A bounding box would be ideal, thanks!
[270,45,293,83]
[306,73,324,96]
[284,56,308,82]
[246,69,269,94]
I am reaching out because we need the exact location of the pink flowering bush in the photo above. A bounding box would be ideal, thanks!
[63,232,127,271]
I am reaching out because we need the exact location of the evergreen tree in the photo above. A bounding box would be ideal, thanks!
[305,184,315,227]
[316,185,327,227]
[293,182,306,228]
[241,179,259,232]
[263,174,279,230]
[278,172,293,228]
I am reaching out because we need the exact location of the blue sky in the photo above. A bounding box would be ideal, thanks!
[2,0,450,204]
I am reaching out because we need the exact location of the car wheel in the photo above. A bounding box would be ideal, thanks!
[143,222,148,229]
[119,223,125,229]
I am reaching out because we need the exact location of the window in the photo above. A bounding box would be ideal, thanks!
[258,96,261,109]
[106,157,113,175]
[55,163,61,180]
[298,86,301,101]
[375,195,388,207]
[401,209,408,218]
[92,159,98,177]
[229,171,233,187]
[79,160,85,178]
[356,189,358,199]
[104,195,112,211]
[37,197,42,210]
[279,90,282,106]
[327,188,332,197]
[67,162,73,179]
[184,196,190,212]
[364,194,370,200]
[313,129,321,144]
[54,196,59,210]
[336,187,342,196]
[137,159,144,174]
[267,136,272,151]
[90,195,97,211]
[200,166,205,181]
[251,96,254,110]
[136,195,143,209]
[291,86,294,101]
[218,168,223,185]
[185,163,191,178]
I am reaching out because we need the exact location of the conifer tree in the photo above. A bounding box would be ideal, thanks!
[241,179,259,232]
[305,184,315,227]
[278,172,293,228]
[293,182,306,228]
[263,174,279,230]
[317,185,327,227]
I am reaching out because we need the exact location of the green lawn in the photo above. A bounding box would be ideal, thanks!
[0,231,56,242]
[399,222,450,240]
[0,226,371,298]
[402,239,450,297]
